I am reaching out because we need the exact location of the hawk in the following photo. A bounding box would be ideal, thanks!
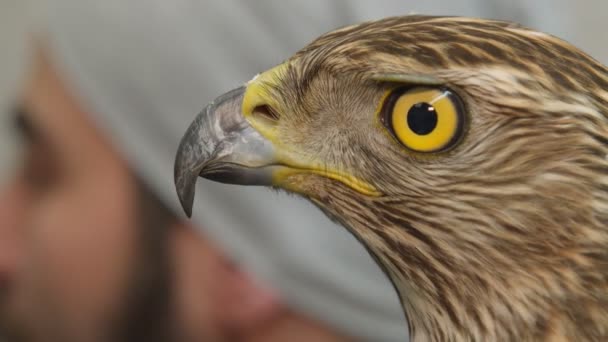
[174,16,608,341]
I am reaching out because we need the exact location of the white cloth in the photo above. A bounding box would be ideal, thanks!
[32,1,606,340]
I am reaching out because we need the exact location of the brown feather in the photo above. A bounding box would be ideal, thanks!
[256,16,608,341]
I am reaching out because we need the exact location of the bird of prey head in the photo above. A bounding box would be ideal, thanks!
[174,16,608,341]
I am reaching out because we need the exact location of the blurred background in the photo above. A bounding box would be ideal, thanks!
[0,0,33,184]
[0,1,607,341]
[2,0,608,183]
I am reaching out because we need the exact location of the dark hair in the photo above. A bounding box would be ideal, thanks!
[111,177,178,342]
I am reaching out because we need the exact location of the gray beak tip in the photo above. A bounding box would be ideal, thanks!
[181,199,194,218]
[174,86,269,219]
[174,170,196,218]
[174,134,200,218]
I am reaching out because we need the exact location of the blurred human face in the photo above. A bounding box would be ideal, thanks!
[0,48,165,341]
[0,49,349,341]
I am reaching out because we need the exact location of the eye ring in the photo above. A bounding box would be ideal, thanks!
[381,86,465,153]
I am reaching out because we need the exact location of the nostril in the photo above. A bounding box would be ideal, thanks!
[0,258,14,289]
[252,105,280,122]
[0,248,18,284]
[0,275,6,290]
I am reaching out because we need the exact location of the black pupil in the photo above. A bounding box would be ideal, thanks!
[407,102,438,135]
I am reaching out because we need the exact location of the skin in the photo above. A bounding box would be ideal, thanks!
[0,48,349,341]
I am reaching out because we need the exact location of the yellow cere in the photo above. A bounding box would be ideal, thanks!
[391,87,458,152]
[272,165,381,197]
[241,63,380,196]
[242,62,290,141]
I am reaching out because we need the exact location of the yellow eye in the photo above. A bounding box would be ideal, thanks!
[383,87,465,152]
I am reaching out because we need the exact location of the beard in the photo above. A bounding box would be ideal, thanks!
[0,177,177,342]
[106,177,177,342]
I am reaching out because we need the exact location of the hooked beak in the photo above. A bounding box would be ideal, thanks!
[175,64,380,218]
[174,86,279,217]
